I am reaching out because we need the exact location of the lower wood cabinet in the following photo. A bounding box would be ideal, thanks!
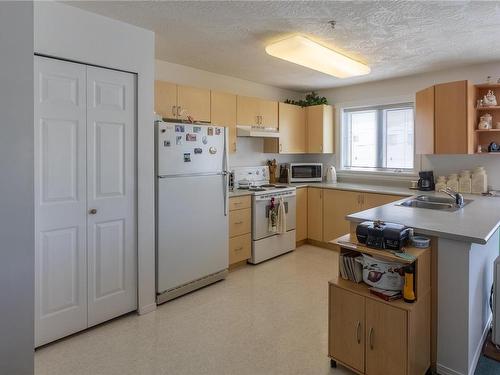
[329,283,430,375]
[229,233,251,265]
[296,187,308,242]
[228,196,251,266]
[307,187,323,242]
[323,190,362,243]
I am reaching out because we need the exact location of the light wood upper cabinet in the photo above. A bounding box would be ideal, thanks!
[155,81,177,119]
[415,80,475,155]
[323,189,362,243]
[330,285,365,373]
[237,95,278,128]
[306,104,334,154]
[365,299,407,375]
[263,102,306,153]
[307,188,323,242]
[415,86,435,155]
[296,187,308,242]
[279,102,306,153]
[177,85,211,123]
[154,81,210,122]
[211,91,237,153]
[434,80,474,154]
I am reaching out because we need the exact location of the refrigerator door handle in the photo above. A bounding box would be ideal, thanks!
[222,127,229,217]
[222,170,229,216]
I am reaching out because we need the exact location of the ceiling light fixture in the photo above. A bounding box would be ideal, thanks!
[265,35,370,78]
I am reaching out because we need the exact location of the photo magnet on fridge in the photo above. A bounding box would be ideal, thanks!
[193,126,202,133]
[163,140,171,147]
[183,153,191,162]
[176,135,182,145]
[207,127,213,136]
[186,133,197,141]
[194,148,202,154]
[215,128,221,135]
[175,125,185,132]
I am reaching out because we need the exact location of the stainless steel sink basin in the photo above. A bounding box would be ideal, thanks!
[397,195,472,212]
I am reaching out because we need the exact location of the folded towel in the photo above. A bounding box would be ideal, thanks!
[276,196,286,234]
[268,198,278,233]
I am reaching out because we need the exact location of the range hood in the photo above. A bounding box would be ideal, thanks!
[236,125,279,138]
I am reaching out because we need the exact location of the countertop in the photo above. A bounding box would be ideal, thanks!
[229,181,500,244]
[346,193,500,244]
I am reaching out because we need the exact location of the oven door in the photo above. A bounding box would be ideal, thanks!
[252,193,296,241]
[289,164,323,182]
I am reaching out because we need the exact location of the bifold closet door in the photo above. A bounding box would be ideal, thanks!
[34,57,88,346]
[35,56,137,346]
[86,66,137,327]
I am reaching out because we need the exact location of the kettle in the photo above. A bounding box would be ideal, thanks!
[325,166,337,183]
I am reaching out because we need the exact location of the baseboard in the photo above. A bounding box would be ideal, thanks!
[436,363,465,375]
[296,239,307,247]
[306,238,337,251]
[138,303,157,315]
[469,314,492,375]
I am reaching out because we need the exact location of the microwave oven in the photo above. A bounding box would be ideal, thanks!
[287,163,323,183]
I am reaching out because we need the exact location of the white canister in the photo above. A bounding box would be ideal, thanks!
[446,174,459,191]
[435,176,447,192]
[458,170,472,193]
[471,167,488,194]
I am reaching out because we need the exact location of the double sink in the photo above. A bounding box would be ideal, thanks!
[397,195,472,212]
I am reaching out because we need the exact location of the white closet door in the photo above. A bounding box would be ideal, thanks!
[86,66,137,326]
[34,57,88,346]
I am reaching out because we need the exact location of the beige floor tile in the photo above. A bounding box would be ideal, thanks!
[35,245,354,375]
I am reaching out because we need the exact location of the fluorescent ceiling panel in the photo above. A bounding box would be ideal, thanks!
[266,35,370,78]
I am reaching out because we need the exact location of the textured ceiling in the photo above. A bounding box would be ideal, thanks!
[67,1,500,91]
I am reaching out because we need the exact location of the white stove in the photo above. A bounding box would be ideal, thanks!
[231,166,296,264]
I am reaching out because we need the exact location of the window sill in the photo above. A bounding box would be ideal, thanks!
[337,168,418,182]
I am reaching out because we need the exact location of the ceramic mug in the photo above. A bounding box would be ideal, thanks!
[495,122,500,129]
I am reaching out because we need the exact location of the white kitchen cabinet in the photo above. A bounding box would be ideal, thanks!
[34,56,137,346]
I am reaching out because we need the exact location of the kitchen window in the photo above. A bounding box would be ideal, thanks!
[342,103,415,173]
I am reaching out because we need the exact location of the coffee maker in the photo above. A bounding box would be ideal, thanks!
[417,171,435,191]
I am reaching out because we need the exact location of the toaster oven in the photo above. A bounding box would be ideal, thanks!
[287,163,323,183]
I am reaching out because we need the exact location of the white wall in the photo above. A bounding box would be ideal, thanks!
[156,59,301,102]
[34,1,157,314]
[0,2,34,373]
[317,62,500,188]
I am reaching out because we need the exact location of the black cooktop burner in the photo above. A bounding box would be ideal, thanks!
[260,184,276,188]
[274,185,288,189]
[248,187,266,192]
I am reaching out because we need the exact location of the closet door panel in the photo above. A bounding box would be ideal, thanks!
[34,56,88,347]
[86,66,137,327]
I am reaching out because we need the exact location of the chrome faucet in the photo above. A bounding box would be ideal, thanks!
[439,187,465,207]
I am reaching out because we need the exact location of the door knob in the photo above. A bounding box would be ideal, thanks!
[89,208,98,215]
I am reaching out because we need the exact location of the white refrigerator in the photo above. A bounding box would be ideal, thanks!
[155,121,229,304]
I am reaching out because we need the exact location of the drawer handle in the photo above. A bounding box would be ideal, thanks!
[356,321,361,344]
[234,221,243,224]
[369,327,374,350]
[234,246,244,251]
[233,202,242,205]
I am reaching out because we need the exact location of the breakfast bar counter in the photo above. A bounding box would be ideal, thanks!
[344,194,500,375]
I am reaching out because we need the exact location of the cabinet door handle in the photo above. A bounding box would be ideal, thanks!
[234,246,244,251]
[234,221,243,224]
[369,327,374,350]
[356,321,361,344]
[233,142,237,152]
[279,143,282,152]
[171,105,176,117]
[177,106,181,117]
